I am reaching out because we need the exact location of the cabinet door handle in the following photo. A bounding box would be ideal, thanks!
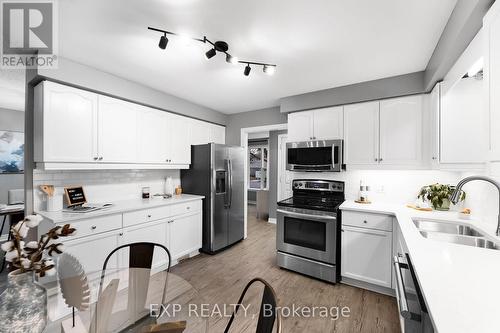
[98,157,103,161]
[167,220,174,224]
[119,232,123,236]
[91,225,97,230]
[186,206,190,210]
[379,158,383,162]
[363,220,368,224]
[147,214,152,218]
[93,157,98,160]
[374,158,378,162]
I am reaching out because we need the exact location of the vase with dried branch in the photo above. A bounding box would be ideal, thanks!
[0,214,77,333]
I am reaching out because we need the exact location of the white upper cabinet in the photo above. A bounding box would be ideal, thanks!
[137,106,168,164]
[313,106,344,140]
[189,119,212,145]
[344,101,380,165]
[98,96,138,163]
[379,95,423,165]
[209,123,226,144]
[167,113,192,164]
[287,107,343,142]
[34,81,98,163]
[429,83,440,168]
[485,2,500,163]
[34,80,219,170]
[287,111,314,141]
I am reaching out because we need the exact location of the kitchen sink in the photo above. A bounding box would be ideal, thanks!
[413,219,485,237]
[419,231,498,250]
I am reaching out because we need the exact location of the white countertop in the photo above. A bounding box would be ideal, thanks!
[340,201,500,333]
[36,194,205,224]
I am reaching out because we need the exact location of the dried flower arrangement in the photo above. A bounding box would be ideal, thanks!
[0,215,76,277]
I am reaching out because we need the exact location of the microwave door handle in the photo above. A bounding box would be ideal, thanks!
[331,143,336,167]
[393,256,411,319]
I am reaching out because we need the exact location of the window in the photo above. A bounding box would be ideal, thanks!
[248,143,269,190]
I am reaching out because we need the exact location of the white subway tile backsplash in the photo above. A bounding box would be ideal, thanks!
[33,169,180,211]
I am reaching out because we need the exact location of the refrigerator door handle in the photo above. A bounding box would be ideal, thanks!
[224,159,230,208]
[228,159,233,208]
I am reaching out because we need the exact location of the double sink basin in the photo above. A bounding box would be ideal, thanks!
[413,219,499,250]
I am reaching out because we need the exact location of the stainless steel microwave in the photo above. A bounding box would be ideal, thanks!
[286,139,343,172]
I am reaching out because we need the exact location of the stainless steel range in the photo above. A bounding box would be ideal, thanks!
[276,179,345,283]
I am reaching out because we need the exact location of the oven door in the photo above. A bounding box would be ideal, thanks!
[286,140,342,172]
[277,207,336,264]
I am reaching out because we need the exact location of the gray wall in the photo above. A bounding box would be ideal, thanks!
[225,106,287,145]
[280,71,426,113]
[36,57,227,125]
[424,0,495,90]
[268,130,287,219]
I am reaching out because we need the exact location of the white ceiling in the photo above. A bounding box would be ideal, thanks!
[5,0,458,114]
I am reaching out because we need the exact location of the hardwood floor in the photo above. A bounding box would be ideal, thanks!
[171,206,401,333]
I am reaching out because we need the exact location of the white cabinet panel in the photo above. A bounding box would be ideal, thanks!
[485,3,500,161]
[287,111,314,141]
[210,124,226,144]
[64,230,121,276]
[440,79,486,164]
[169,212,202,259]
[122,219,170,270]
[98,96,138,163]
[137,106,168,164]
[429,83,440,167]
[379,95,423,165]
[36,81,98,163]
[341,225,392,288]
[167,114,192,164]
[313,106,344,140]
[344,101,379,165]
[189,119,211,145]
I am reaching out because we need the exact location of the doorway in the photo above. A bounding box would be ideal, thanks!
[240,123,287,238]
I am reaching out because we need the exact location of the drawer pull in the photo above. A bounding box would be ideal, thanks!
[363,220,368,224]
[91,225,97,230]
[147,214,152,218]
[119,232,123,236]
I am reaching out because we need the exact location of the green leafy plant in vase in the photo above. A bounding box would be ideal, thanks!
[418,183,466,211]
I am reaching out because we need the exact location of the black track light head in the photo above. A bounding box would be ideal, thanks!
[205,48,216,60]
[158,34,168,49]
[244,64,251,76]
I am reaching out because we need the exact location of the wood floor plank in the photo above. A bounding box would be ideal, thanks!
[171,206,401,333]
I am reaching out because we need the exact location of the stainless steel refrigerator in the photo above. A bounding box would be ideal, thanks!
[181,143,245,254]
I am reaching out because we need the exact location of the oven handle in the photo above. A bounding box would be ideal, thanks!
[277,209,336,221]
[393,255,411,319]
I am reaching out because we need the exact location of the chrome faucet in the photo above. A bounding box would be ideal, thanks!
[451,176,500,236]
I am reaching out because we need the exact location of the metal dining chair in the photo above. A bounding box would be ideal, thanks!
[224,278,282,333]
[95,242,172,333]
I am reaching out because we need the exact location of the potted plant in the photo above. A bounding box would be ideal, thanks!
[0,215,76,333]
[418,183,466,211]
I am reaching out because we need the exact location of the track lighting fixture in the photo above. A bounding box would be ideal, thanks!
[158,33,168,50]
[244,64,251,76]
[148,26,276,77]
[205,48,216,60]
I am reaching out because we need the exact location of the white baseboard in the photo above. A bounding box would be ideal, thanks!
[267,218,277,224]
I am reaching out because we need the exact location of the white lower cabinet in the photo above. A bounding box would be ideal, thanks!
[169,212,203,260]
[121,219,171,270]
[56,201,203,275]
[341,225,393,288]
[64,229,122,276]
[341,210,394,291]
